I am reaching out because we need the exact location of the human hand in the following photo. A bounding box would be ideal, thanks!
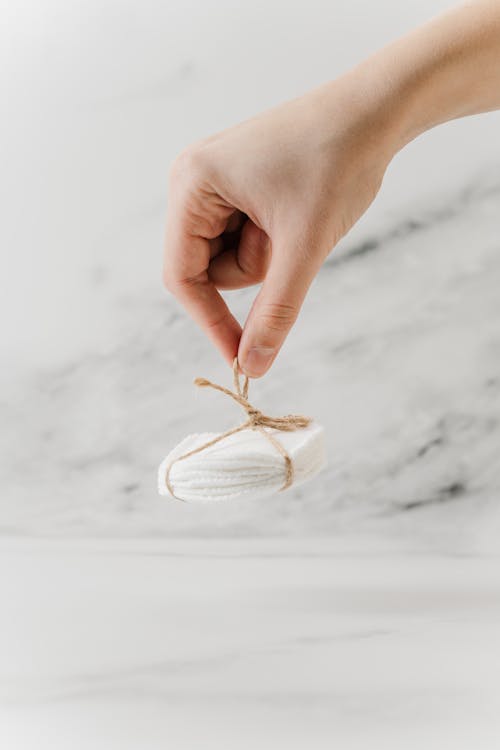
[163,75,395,377]
[163,0,500,378]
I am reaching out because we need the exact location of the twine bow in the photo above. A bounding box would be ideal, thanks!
[164,358,311,501]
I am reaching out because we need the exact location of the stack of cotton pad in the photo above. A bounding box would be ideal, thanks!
[158,421,326,503]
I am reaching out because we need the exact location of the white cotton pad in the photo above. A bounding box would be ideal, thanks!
[158,421,326,503]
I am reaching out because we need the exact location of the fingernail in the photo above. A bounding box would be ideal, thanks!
[241,346,275,377]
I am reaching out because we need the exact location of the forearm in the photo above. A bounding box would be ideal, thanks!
[367,0,500,151]
[312,1,500,161]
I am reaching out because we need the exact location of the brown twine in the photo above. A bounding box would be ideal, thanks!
[164,357,311,501]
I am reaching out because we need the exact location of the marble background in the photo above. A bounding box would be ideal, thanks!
[1,1,499,747]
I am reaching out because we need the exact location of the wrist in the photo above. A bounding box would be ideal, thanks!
[307,66,406,173]
[349,1,500,156]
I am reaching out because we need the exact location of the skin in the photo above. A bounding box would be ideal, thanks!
[163,0,500,378]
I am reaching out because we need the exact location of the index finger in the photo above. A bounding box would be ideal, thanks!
[163,204,242,367]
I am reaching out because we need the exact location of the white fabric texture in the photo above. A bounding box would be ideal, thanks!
[158,422,326,503]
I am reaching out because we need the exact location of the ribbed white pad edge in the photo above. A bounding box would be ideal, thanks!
[158,422,326,503]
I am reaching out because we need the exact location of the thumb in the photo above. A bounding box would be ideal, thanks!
[238,235,318,378]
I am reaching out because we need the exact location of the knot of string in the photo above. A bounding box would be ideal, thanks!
[164,358,311,501]
[194,358,310,432]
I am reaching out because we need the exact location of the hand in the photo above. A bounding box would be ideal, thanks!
[163,75,395,377]
[163,0,500,378]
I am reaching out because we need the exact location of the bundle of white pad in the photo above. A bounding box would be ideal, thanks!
[158,421,326,503]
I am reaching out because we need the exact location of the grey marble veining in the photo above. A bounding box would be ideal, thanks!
[2,173,500,550]
[2,0,500,549]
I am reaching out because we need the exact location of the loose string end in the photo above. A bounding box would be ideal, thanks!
[194,377,211,387]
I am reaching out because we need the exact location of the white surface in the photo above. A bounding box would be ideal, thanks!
[1,538,499,750]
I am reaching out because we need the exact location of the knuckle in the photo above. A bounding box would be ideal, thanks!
[250,265,267,284]
[205,310,230,331]
[168,144,209,187]
[237,252,266,284]
[260,302,298,333]
[239,234,270,282]
[252,257,270,284]
[163,268,206,294]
